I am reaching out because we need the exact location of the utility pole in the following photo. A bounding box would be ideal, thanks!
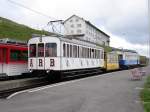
[47,20,63,34]
[148,0,150,64]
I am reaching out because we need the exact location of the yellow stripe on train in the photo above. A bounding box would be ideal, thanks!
[106,63,119,71]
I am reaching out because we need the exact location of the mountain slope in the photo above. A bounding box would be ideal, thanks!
[0,17,49,40]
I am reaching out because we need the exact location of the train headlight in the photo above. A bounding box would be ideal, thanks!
[46,70,50,73]
[29,70,32,73]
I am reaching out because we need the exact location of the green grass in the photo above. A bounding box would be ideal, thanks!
[143,103,150,112]
[0,17,49,41]
[141,76,150,112]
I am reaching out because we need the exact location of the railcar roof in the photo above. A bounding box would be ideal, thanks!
[29,35,104,49]
[0,43,27,49]
[112,48,137,54]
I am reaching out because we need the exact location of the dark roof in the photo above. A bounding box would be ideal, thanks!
[123,49,137,53]
[85,21,110,38]
[63,15,110,38]
[111,47,137,53]
[64,34,85,38]
[63,15,77,23]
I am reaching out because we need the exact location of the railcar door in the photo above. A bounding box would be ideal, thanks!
[28,44,37,70]
[0,48,7,74]
[45,43,57,70]
[118,54,123,66]
[37,43,45,70]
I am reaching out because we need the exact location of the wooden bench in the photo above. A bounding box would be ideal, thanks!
[138,68,146,76]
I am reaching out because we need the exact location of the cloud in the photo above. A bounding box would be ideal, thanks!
[110,35,149,56]
[0,0,149,56]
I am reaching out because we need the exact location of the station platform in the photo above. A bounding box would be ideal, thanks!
[0,66,149,112]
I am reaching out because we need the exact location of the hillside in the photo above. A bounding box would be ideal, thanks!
[0,17,49,40]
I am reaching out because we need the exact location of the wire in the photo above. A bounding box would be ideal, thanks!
[7,0,56,20]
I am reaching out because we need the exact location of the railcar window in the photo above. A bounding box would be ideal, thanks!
[70,45,72,57]
[67,44,69,57]
[73,45,77,58]
[100,50,102,59]
[75,46,77,58]
[79,47,82,58]
[101,51,104,59]
[20,51,28,61]
[0,49,7,62]
[10,50,20,61]
[38,43,44,57]
[82,47,85,58]
[10,50,27,61]
[84,47,86,58]
[63,43,66,57]
[96,50,97,58]
[92,49,94,58]
[98,50,100,59]
[77,46,79,58]
[90,48,91,58]
[29,44,36,57]
[95,49,96,59]
[45,43,57,57]
[84,48,86,58]
[88,48,90,58]
[85,48,87,58]
[86,48,88,58]
[93,49,95,58]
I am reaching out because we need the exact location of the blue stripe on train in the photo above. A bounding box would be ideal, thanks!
[119,60,139,66]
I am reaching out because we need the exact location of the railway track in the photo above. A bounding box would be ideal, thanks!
[0,69,104,98]
[0,66,145,99]
[0,77,49,98]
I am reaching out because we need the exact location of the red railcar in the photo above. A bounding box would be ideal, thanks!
[0,39,28,77]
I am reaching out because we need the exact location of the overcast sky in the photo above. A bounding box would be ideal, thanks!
[0,0,149,56]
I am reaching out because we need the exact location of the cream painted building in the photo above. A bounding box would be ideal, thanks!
[63,15,110,46]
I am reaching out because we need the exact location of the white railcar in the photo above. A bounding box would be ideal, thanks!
[117,49,139,69]
[28,35,104,78]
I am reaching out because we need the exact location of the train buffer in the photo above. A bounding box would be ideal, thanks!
[131,68,143,80]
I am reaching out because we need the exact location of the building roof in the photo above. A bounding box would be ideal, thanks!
[63,15,110,38]
[0,38,27,45]
[111,47,138,53]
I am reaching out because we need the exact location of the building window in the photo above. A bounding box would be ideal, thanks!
[76,19,79,22]
[70,19,73,22]
[70,24,74,28]
[77,24,81,27]
[71,30,74,34]
[103,41,105,46]
[77,29,82,33]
